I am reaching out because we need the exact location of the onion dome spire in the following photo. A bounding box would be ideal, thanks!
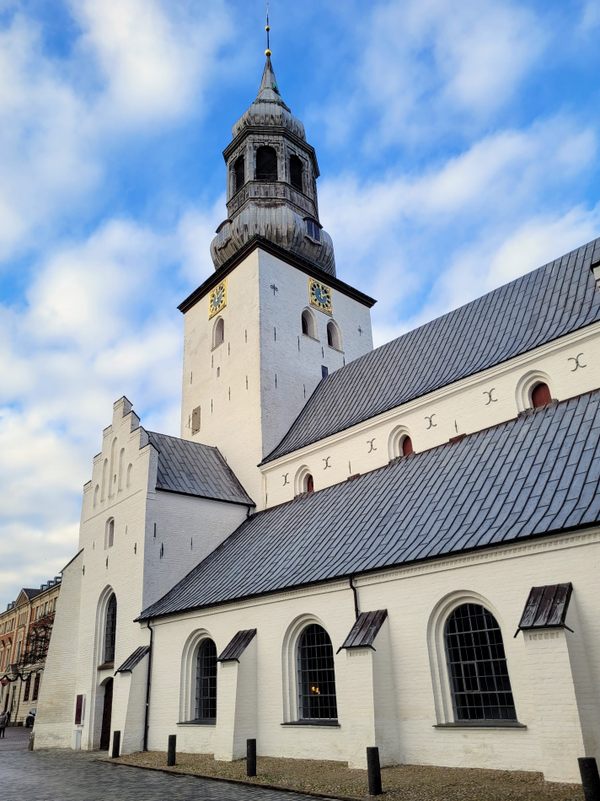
[210,25,336,277]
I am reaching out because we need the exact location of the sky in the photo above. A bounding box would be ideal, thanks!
[1,0,600,604]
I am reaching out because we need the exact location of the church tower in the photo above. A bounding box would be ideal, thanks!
[179,53,375,505]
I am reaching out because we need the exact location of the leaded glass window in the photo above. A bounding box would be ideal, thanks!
[445,603,516,721]
[104,594,117,664]
[297,624,337,720]
[195,639,217,721]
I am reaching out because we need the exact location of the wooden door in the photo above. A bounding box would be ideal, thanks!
[99,679,113,750]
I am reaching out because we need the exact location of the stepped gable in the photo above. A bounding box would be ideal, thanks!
[264,236,600,463]
[140,389,600,620]
[146,431,253,506]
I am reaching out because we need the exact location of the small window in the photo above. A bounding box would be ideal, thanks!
[402,436,413,457]
[445,603,516,721]
[104,594,117,664]
[290,155,303,191]
[531,382,551,409]
[326,321,342,350]
[305,474,314,493]
[256,146,277,181]
[301,309,317,339]
[32,673,41,701]
[233,155,245,194]
[305,218,321,242]
[191,406,201,435]
[105,518,115,549]
[297,624,337,720]
[195,639,217,721]
[212,317,225,349]
[24,675,31,702]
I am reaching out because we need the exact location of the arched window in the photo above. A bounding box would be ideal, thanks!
[297,624,337,720]
[301,309,317,339]
[305,474,314,493]
[326,320,342,350]
[195,639,217,721]
[531,382,551,409]
[290,155,303,191]
[388,427,413,460]
[212,317,225,349]
[233,155,245,194]
[104,594,117,664]
[256,146,277,181]
[445,603,516,721]
[105,518,115,549]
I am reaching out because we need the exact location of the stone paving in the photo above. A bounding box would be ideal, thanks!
[0,731,332,801]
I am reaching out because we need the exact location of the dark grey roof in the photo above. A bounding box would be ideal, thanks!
[140,390,600,621]
[517,583,573,633]
[339,611,388,651]
[115,645,150,673]
[217,629,257,662]
[146,431,253,506]
[265,237,600,462]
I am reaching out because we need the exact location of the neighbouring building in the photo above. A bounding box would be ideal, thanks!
[34,54,600,784]
[0,577,62,724]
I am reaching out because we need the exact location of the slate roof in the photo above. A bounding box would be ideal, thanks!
[265,237,600,463]
[146,431,253,506]
[140,390,600,620]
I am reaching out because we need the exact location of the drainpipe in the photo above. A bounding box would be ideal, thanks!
[349,576,360,620]
[143,620,154,752]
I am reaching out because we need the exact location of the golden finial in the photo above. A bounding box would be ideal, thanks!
[265,1,271,56]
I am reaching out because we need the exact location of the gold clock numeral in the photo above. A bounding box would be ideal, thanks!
[208,280,227,319]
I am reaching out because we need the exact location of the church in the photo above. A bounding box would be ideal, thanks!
[34,53,600,785]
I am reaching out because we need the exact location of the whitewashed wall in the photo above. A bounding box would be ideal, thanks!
[147,528,600,783]
[262,322,600,507]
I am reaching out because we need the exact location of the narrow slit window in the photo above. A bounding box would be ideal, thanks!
[256,146,277,181]
[290,155,303,191]
[104,594,117,664]
[233,155,245,193]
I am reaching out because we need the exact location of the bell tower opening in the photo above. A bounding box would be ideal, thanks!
[256,146,278,181]
[290,155,303,191]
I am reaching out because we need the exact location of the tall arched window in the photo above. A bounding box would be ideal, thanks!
[104,594,117,664]
[233,155,245,194]
[256,146,277,181]
[297,624,337,720]
[290,155,303,191]
[195,639,217,721]
[212,317,225,349]
[326,320,342,350]
[531,381,551,409]
[445,603,516,721]
[105,518,115,549]
[301,309,317,339]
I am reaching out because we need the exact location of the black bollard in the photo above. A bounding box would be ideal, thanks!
[111,730,121,759]
[167,734,177,767]
[366,746,382,796]
[579,757,600,801]
[246,738,257,777]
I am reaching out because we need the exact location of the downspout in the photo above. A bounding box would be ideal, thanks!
[143,620,154,752]
[349,575,360,620]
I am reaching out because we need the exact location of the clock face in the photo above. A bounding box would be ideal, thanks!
[208,281,227,319]
[309,278,332,314]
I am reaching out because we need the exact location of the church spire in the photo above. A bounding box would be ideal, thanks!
[210,46,336,277]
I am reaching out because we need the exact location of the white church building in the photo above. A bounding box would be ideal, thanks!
[34,56,600,785]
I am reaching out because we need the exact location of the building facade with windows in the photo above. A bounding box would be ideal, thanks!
[34,56,600,784]
[0,578,61,724]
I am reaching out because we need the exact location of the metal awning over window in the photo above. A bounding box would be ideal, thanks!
[115,645,150,673]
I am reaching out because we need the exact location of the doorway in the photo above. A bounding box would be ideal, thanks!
[99,678,113,750]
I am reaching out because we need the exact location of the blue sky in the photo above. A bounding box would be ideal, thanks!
[1,0,600,603]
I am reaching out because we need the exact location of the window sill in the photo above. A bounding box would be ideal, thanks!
[281,720,340,728]
[301,333,319,342]
[177,719,216,726]
[97,662,114,671]
[211,343,224,353]
[327,345,344,354]
[304,234,322,247]
[434,721,527,730]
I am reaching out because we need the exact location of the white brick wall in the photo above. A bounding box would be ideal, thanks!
[146,529,600,782]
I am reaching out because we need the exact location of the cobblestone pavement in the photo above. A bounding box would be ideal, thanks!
[1,745,334,801]
[0,725,31,751]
